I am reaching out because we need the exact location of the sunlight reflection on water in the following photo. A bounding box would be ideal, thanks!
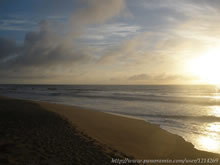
[212,96,220,100]
[196,135,220,153]
[206,123,220,132]
[193,105,220,153]
[193,120,220,153]
[209,106,220,117]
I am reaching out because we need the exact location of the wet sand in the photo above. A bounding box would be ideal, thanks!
[0,96,220,164]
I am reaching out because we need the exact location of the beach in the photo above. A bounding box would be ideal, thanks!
[0,96,220,164]
[2,0,220,164]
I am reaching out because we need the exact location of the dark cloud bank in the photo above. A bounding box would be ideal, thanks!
[128,73,198,84]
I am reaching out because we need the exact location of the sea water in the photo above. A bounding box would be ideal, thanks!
[0,84,220,154]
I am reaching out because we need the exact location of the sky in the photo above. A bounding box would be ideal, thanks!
[1,0,220,84]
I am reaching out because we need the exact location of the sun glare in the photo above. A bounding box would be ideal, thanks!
[197,135,220,153]
[187,48,220,85]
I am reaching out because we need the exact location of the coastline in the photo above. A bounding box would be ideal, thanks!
[38,100,220,158]
[1,96,220,164]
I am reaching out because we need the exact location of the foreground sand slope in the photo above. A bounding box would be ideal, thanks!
[39,101,220,160]
[0,97,126,165]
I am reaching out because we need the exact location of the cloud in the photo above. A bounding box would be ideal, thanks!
[2,0,220,84]
[140,0,220,32]
[142,0,216,15]
[66,0,125,39]
[153,73,195,81]
[0,0,126,83]
[98,33,148,64]
[128,74,151,80]
[0,18,37,31]
[70,0,125,26]
[127,73,199,84]
[80,23,141,41]
[0,21,93,70]
[0,38,18,61]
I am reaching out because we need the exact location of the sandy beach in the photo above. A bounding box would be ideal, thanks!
[1,96,220,164]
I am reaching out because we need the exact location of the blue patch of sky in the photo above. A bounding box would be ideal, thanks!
[0,0,81,42]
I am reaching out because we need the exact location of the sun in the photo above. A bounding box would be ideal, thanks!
[187,47,220,85]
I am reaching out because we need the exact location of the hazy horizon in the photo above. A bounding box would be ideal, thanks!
[1,0,220,85]
[1,82,220,85]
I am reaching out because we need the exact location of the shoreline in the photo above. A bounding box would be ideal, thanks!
[1,96,220,163]
[38,102,220,158]
[2,95,219,154]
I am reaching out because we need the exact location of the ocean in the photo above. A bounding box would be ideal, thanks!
[0,84,220,154]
